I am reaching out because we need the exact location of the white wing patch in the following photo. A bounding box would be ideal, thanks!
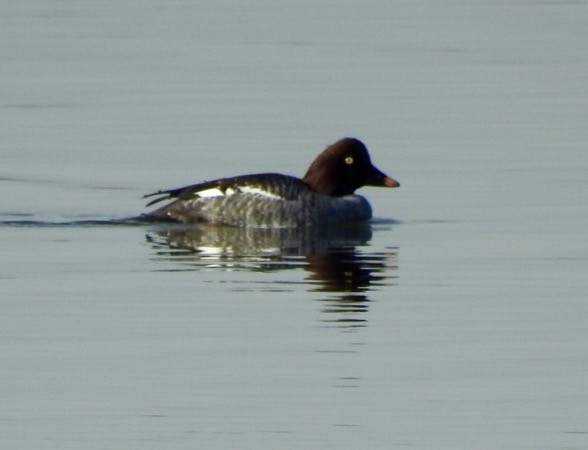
[196,187,237,198]
[196,187,226,198]
[195,185,282,200]
[238,186,282,199]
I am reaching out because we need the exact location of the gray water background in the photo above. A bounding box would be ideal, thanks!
[2,1,587,449]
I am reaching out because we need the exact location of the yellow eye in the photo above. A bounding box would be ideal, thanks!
[344,156,354,165]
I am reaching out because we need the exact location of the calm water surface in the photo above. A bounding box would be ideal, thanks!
[2,1,587,449]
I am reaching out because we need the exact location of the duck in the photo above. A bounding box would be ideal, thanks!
[140,137,399,228]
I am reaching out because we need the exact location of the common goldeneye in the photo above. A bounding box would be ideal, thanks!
[141,137,399,228]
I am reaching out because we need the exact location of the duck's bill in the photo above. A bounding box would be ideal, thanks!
[383,176,400,188]
[367,167,400,188]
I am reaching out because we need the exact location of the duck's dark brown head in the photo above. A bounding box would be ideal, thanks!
[302,137,399,196]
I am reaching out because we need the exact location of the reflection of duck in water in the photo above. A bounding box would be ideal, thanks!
[306,248,398,328]
[147,225,395,287]
[147,225,398,328]
[147,225,396,292]
[146,223,374,260]
[306,249,393,293]
[140,138,399,227]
